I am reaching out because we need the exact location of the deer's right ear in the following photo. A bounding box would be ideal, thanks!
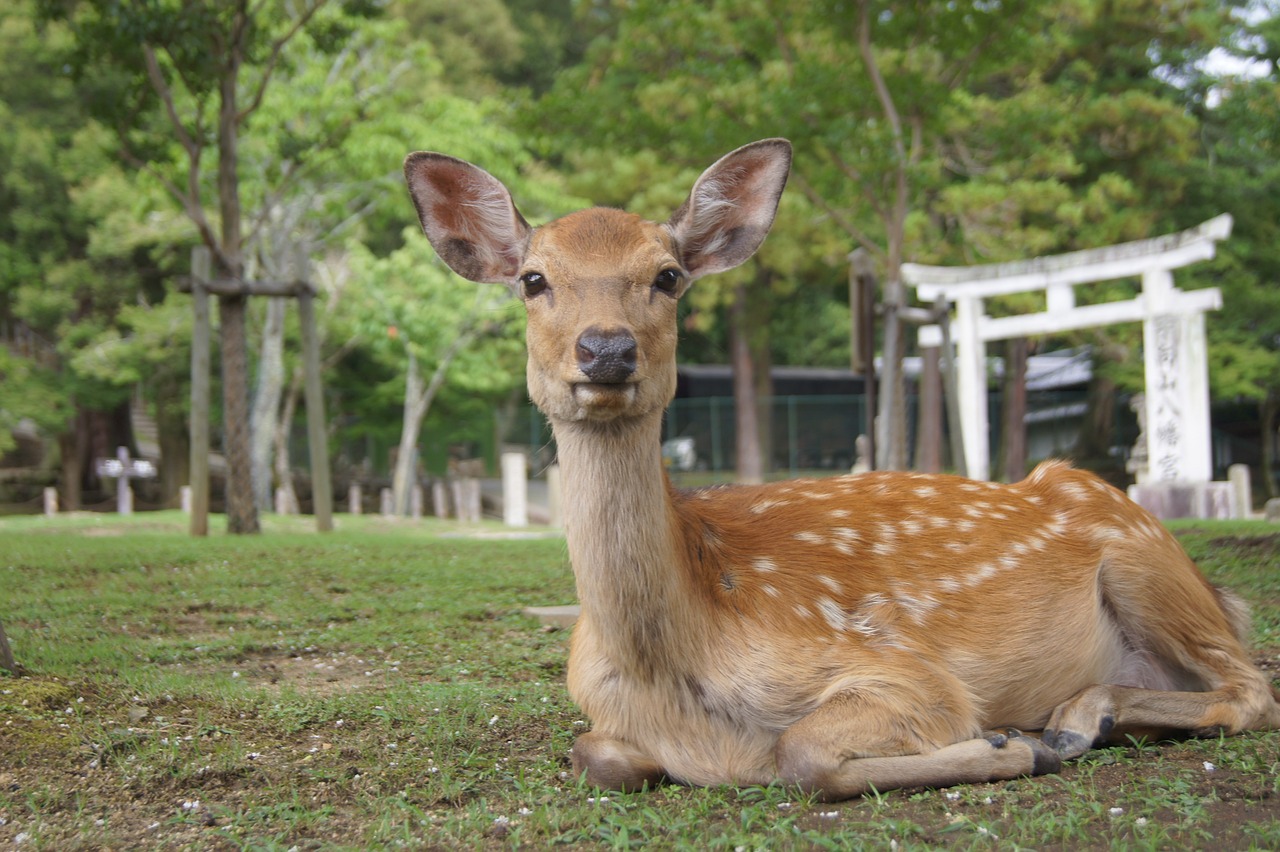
[403,152,532,285]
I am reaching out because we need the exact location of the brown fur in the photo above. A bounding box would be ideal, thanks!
[404,139,1280,799]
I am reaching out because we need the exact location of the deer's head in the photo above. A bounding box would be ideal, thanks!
[404,140,792,424]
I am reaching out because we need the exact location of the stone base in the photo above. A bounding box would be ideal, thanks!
[1128,481,1235,521]
[523,605,580,630]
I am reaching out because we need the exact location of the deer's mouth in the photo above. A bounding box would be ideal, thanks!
[571,380,637,412]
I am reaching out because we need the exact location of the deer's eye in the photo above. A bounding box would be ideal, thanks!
[653,268,681,296]
[520,271,548,298]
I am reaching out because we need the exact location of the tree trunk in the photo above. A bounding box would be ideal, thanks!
[1262,389,1278,499]
[392,351,426,516]
[391,329,480,514]
[215,3,259,534]
[155,401,189,506]
[251,296,288,512]
[998,338,1029,482]
[730,282,763,484]
[1074,363,1118,465]
[915,346,943,473]
[58,424,83,511]
[219,296,259,532]
[274,378,301,514]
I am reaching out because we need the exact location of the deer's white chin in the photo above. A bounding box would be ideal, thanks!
[570,382,638,419]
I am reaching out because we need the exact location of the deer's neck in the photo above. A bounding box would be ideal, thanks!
[552,412,706,670]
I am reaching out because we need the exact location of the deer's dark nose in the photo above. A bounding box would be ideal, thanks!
[576,327,637,383]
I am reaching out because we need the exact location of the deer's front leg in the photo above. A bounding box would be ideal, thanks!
[571,731,668,792]
[774,690,1061,801]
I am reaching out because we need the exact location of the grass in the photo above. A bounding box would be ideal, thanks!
[0,511,1277,849]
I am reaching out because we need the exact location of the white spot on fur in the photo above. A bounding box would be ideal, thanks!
[937,577,962,594]
[794,531,825,545]
[829,509,851,519]
[955,518,976,533]
[761,584,779,597]
[818,575,843,594]
[751,498,791,514]
[971,562,997,583]
[817,597,846,632]
[752,557,778,573]
[914,485,939,498]
[900,518,924,535]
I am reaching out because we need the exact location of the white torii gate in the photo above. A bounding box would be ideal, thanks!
[903,214,1231,483]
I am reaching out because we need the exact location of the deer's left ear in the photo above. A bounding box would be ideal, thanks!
[404,152,532,285]
[666,139,792,281]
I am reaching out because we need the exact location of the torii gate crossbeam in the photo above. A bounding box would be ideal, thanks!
[903,215,1231,482]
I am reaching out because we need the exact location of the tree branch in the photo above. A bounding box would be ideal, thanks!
[787,169,885,261]
[237,0,332,123]
[142,45,199,157]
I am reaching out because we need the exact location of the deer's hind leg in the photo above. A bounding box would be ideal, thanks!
[1043,544,1280,758]
[774,682,1061,801]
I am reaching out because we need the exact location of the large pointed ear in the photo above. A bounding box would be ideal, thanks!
[666,139,792,281]
[403,152,532,284]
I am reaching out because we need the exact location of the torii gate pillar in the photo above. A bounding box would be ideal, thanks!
[1142,269,1215,483]
[905,215,1230,483]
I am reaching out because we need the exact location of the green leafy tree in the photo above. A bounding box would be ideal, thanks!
[37,0,381,532]
[529,0,1232,476]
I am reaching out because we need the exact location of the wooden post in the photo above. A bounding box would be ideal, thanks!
[43,487,57,517]
[849,250,877,470]
[0,619,14,673]
[189,248,212,536]
[916,348,943,473]
[348,484,362,515]
[999,337,1029,482]
[936,300,968,478]
[295,248,333,533]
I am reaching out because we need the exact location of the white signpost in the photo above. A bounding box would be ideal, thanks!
[95,445,158,515]
[903,215,1231,484]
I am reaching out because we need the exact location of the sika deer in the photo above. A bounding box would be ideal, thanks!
[403,139,1280,799]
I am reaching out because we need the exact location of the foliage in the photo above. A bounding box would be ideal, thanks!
[3,0,1280,480]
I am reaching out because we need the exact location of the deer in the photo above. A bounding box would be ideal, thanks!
[403,138,1280,800]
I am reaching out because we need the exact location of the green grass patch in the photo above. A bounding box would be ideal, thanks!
[0,514,1276,849]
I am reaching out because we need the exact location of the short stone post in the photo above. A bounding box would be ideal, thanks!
[502,452,528,527]
[1265,498,1280,523]
[432,481,450,519]
[43,487,58,517]
[180,485,192,514]
[379,487,393,517]
[1227,464,1251,519]
[452,479,481,523]
[348,484,362,515]
[411,484,424,519]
